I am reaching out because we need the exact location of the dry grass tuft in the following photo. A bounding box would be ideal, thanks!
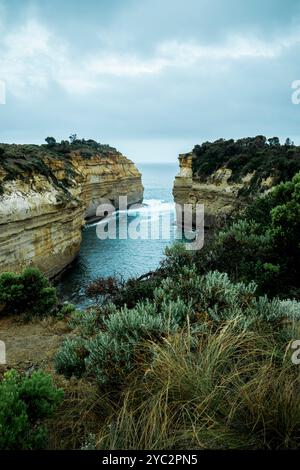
[46,317,300,450]
[91,318,300,450]
[47,376,111,450]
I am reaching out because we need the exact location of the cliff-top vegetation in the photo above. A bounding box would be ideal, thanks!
[192,136,300,196]
[0,135,118,195]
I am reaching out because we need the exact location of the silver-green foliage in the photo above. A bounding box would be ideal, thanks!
[86,303,178,386]
[154,267,257,322]
[54,337,88,378]
[55,265,300,386]
[255,296,300,340]
[154,266,300,324]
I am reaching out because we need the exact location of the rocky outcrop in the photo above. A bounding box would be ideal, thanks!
[173,152,273,230]
[0,148,143,277]
[173,136,300,231]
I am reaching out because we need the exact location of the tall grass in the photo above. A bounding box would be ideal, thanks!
[47,377,104,450]
[89,318,300,450]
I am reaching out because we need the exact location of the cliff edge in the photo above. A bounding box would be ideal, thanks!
[0,140,143,277]
[173,136,300,229]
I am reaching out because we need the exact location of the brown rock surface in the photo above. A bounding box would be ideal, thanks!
[173,152,263,229]
[0,149,143,277]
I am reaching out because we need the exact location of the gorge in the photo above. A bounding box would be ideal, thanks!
[1,136,300,302]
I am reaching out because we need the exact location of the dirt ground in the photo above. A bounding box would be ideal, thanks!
[0,316,71,375]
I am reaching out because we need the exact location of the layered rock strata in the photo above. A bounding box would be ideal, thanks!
[173,152,273,230]
[0,149,143,277]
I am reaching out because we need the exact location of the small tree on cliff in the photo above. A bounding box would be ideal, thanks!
[268,137,280,146]
[45,137,56,148]
[69,134,77,144]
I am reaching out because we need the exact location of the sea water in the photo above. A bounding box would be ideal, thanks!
[57,163,181,306]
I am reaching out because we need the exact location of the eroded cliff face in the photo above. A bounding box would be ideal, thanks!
[69,152,144,218]
[0,149,143,277]
[173,152,274,229]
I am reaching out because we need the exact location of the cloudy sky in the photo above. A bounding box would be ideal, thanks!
[0,0,300,162]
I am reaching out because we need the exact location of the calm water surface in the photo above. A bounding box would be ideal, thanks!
[57,163,181,307]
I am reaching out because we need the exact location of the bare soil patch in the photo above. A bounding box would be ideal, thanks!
[0,316,71,374]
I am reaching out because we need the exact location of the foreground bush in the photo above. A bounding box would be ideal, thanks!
[93,324,299,449]
[54,337,89,379]
[86,274,160,308]
[50,317,300,450]
[55,267,300,390]
[55,301,180,386]
[192,172,300,299]
[86,304,180,386]
[0,370,63,450]
[52,265,300,449]
[0,267,57,317]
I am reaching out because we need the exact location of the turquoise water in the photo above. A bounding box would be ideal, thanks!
[57,163,180,306]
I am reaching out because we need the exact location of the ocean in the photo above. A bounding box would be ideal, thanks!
[56,163,180,306]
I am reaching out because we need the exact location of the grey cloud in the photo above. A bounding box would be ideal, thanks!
[0,0,300,162]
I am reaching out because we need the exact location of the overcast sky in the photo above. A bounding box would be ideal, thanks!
[0,0,300,162]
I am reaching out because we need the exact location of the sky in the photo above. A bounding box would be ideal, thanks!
[0,0,300,163]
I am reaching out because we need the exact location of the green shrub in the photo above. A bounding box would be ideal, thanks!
[194,220,276,289]
[69,310,100,336]
[61,303,77,315]
[0,370,63,450]
[101,303,174,340]
[54,337,88,378]
[69,304,118,336]
[154,265,201,306]
[161,242,193,277]
[93,303,175,382]
[85,274,161,309]
[154,266,300,327]
[0,272,24,305]
[0,267,57,317]
[56,265,300,389]
[114,277,159,308]
[86,332,135,386]
[189,172,300,299]
[86,305,177,386]
[159,299,193,326]
[255,296,300,322]
[56,300,179,386]
[154,267,257,322]
[57,302,77,319]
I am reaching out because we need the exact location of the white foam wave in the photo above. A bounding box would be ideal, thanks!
[127,199,175,215]
[87,199,174,228]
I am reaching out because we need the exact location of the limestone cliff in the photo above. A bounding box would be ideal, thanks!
[0,144,143,277]
[173,136,300,230]
[173,139,294,229]
[173,153,252,229]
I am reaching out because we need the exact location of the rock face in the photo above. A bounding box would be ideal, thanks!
[173,137,300,232]
[0,149,143,277]
[173,152,270,230]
